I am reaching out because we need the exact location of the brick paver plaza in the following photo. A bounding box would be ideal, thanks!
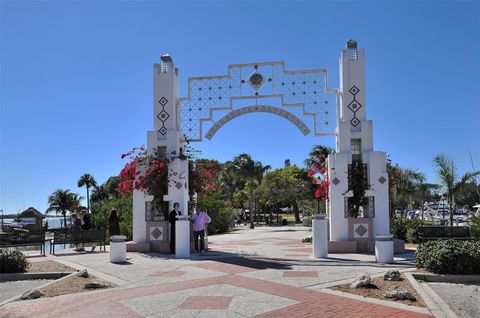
[1,226,433,317]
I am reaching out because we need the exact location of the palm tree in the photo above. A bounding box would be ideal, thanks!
[304,145,334,170]
[396,168,426,213]
[433,154,480,226]
[231,154,270,226]
[46,189,83,228]
[78,173,97,213]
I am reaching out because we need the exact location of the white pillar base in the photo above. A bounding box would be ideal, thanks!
[375,234,394,263]
[175,216,190,258]
[313,216,328,258]
[110,235,127,263]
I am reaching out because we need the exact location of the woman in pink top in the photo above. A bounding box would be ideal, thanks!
[192,209,211,253]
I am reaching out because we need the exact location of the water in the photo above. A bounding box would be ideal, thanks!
[2,217,67,229]
[1,217,74,253]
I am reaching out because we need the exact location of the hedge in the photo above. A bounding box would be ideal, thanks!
[416,239,480,274]
[0,249,28,273]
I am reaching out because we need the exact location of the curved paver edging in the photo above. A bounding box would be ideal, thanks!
[0,272,77,307]
[405,272,458,318]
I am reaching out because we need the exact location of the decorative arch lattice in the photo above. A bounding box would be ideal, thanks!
[178,61,338,142]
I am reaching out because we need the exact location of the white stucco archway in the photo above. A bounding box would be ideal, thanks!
[205,105,310,140]
[129,40,396,256]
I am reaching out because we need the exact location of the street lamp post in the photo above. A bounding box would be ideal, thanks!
[1,209,4,232]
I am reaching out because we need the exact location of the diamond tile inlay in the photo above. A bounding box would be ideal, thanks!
[349,86,359,95]
[149,226,163,240]
[348,86,361,127]
[350,117,360,127]
[378,176,387,184]
[157,110,170,122]
[159,97,168,106]
[151,228,162,239]
[355,224,368,237]
[331,177,340,186]
[157,96,170,135]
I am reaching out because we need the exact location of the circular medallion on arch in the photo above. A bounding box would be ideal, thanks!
[247,70,266,91]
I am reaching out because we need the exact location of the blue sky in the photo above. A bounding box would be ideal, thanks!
[1,0,479,214]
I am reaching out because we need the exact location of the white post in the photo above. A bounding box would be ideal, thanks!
[175,215,190,258]
[312,214,328,258]
[375,234,394,263]
[132,190,147,243]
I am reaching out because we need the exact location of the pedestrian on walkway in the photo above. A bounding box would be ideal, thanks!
[192,208,211,253]
[108,209,121,237]
[81,210,96,251]
[70,213,84,252]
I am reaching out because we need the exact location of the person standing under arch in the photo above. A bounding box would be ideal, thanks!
[168,202,182,254]
[193,208,211,253]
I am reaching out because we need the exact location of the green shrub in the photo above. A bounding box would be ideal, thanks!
[416,239,480,274]
[470,217,480,238]
[92,195,133,240]
[302,236,312,243]
[392,217,423,243]
[197,193,235,235]
[0,249,28,273]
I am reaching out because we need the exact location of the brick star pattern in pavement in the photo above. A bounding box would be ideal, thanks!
[1,260,432,318]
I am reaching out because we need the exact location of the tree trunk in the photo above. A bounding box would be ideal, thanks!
[449,196,454,227]
[249,179,254,225]
[293,201,300,223]
[87,186,90,213]
[63,211,67,229]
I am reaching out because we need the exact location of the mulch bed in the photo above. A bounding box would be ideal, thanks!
[41,275,113,297]
[26,260,113,298]
[330,273,426,307]
[27,260,74,273]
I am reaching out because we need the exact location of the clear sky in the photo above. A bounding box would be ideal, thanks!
[1,0,479,214]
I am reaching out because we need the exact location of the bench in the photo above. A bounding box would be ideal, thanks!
[50,229,106,254]
[0,231,46,255]
[418,226,472,243]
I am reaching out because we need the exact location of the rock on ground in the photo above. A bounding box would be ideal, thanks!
[351,273,372,289]
[383,270,401,281]
[77,269,89,278]
[20,289,45,300]
[85,281,110,289]
[384,287,416,301]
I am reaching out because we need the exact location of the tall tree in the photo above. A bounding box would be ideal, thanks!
[304,145,333,214]
[414,183,439,220]
[433,154,480,226]
[46,189,83,228]
[396,168,426,213]
[230,153,270,226]
[304,145,334,170]
[258,167,310,223]
[78,173,97,213]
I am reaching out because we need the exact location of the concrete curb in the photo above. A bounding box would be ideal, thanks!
[405,272,458,318]
[0,272,71,282]
[412,273,480,284]
[0,272,77,307]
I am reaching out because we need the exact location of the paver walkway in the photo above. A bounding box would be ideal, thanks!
[0,225,432,318]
